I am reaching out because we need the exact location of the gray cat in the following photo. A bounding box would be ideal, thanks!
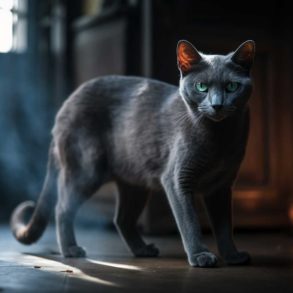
[11,39,255,267]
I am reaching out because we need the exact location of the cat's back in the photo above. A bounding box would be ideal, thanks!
[53,75,177,140]
[74,75,176,102]
[56,75,176,116]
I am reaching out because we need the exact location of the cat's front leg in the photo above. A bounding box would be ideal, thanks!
[203,187,250,265]
[161,169,217,267]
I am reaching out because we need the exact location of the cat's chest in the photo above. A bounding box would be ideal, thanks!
[189,129,240,160]
[184,133,244,190]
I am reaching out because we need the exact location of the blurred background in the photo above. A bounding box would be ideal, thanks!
[1,0,293,234]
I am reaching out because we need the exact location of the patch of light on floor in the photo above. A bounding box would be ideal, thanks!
[87,259,143,271]
[0,253,118,287]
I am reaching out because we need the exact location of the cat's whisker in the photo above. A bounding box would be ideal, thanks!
[193,112,205,127]
[199,114,206,126]
[175,112,192,125]
[197,106,210,111]
[176,117,187,125]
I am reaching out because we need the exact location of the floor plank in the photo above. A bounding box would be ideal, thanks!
[0,225,292,292]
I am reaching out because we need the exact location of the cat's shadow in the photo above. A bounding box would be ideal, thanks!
[249,254,293,269]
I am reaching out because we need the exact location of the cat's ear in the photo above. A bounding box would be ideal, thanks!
[231,40,255,69]
[177,40,202,75]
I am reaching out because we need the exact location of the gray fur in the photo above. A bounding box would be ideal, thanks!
[11,40,255,267]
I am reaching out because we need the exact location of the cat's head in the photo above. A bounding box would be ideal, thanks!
[177,40,255,122]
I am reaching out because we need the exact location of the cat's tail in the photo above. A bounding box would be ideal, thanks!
[10,143,58,244]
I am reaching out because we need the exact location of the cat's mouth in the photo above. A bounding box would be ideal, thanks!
[198,106,237,122]
[205,112,228,122]
[198,109,228,122]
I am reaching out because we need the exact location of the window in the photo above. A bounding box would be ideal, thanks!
[0,0,27,53]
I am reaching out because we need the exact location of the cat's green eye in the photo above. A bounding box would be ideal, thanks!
[195,82,209,92]
[226,82,239,93]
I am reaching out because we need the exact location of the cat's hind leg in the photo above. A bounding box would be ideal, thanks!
[114,180,159,257]
[56,172,97,257]
[55,159,106,258]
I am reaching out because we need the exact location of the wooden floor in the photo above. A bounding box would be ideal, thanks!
[0,225,292,292]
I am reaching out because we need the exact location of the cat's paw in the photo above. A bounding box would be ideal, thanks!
[189,252,218,267]
[63,246,87,258]
[224,251,250,265]
[134,243,160,257]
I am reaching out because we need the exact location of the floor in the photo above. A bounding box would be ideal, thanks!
[0,225,292,293]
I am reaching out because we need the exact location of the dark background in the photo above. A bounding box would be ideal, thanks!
[1,0,293,233]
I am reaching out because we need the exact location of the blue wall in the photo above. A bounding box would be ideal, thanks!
[0,1,56,220]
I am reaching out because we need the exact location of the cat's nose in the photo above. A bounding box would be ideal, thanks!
[211,104,223,111]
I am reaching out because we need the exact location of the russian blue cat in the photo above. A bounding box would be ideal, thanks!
[11,40,255,267]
